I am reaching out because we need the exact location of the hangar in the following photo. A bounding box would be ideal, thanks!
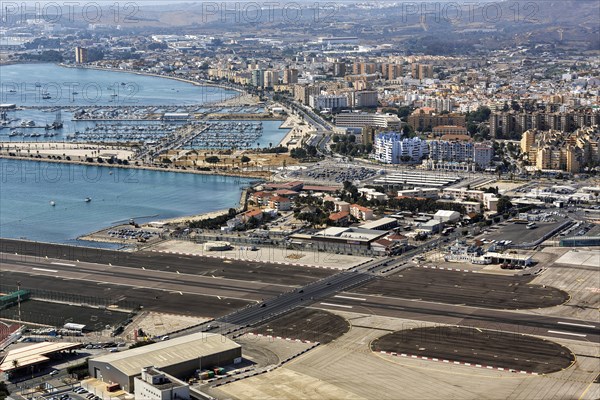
[88,332,241,392]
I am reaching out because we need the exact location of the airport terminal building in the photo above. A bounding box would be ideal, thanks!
[88,333,241,393]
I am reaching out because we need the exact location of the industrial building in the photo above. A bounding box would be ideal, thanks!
[0,341,81,374]
[374,171,462,188]
[134,366,189,400]
[88,333,241,393]
[289,227,387,251]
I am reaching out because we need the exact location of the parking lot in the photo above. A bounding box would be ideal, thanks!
[477,219,567,246]
[287,163,379,184]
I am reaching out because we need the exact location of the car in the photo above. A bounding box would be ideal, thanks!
[49,370,59,376]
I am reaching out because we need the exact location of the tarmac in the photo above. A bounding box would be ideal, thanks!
[353,267,569,309]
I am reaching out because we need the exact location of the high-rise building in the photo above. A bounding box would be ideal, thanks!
[251,69,264,87]
[294,84,321,105]
[411,63,433,80]
[354,90,378,108]
[283,68,299,84]
[473,143,494,168]
[382,63,403,80]
[263,70,277,88]
[333,62,346,77]
[75,46,88,64]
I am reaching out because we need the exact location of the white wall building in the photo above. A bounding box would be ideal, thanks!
[134,367,190,400]
[374,133,429,164]
[335,112,401,129]
[309,94,348,110]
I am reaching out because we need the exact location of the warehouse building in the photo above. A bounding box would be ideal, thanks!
[88,333,241,393]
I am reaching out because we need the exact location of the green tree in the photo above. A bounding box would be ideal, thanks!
[0,381,10,398]
[205,156,220,164]
[497,196,513,214]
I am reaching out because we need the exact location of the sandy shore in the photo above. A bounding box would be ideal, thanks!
[0,153,270,180]
[0,142,135,160]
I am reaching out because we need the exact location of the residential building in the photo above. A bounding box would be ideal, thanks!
[374,133,428,164]
[294,84,321,106]
[473,143,494,168]
[251,69,264,87]
[75,46,88,63]
[432,125,468,136]
[521,127,599,172]
[358,188,387,201]
[268,196,292,211]
[283,68,299,84]
[397,188,439,199]
[411,63,433,80]
[309,94,348,111]
[333,62,346,77]
[350,204,374,220]
[354,90,378,108]
[408,108,465,131]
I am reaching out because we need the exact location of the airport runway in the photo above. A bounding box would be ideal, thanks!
[354,267,569,309]
[0,252,292,302]
[1,239,597,345]
[317,292,600,344]
[0,238,333,286]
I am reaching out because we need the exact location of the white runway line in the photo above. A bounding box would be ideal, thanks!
[320,302,353,309]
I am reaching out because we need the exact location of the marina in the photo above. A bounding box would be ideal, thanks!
[181,121,264,149]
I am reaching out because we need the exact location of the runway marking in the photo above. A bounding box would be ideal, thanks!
[547,330,587,338]
[557,321,596,328]
[320,302,353,309]
[334,295,366,301]
[50,262,75,267]
[32,267,58,273]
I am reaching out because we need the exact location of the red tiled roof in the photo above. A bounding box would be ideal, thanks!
[329,211,350,221]
[350,204,372,212]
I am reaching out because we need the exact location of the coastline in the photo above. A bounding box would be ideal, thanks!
[0,154,268,180]
[58,63,245,97]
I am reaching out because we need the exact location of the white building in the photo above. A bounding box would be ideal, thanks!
[358,188,388,201]
[309,94,348,111]
[433,210,460,223]
[473,143,494,168]
[134,367,189,400]
[374,133,429,164]
[335,112,401,129]
[428,140,474,164]
[396,188,439,199]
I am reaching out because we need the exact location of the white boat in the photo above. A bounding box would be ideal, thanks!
[85,197,92,203]
[50,201,56,206]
